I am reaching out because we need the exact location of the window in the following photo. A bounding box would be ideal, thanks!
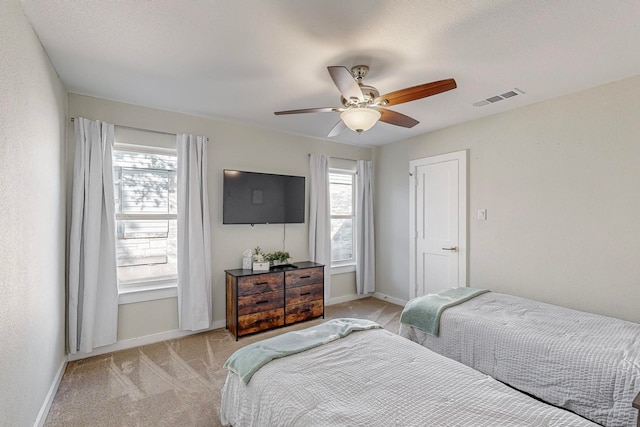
[113,143,177,291]
[329,169,356,266]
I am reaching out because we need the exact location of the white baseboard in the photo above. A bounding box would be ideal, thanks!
[35,357,67,427]
[326,292,408,307]
[326,293,370,306]
[372,292,408,307]
[66,293,406,362]
[67,319,226,362]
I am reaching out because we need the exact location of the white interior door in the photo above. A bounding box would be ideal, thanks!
[409,151,467,298]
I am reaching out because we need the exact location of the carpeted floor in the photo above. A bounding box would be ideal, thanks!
[45,297,403,426]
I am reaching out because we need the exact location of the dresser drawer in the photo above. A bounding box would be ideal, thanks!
[238,290,284,316]
[286,283,323,306]
[285,267,323,288]
[238,308,285,336]
[238,272,284,296]
[286,300,324,324]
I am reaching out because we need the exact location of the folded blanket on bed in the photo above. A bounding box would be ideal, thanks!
[224,318,381,384]
[400,287,489,336]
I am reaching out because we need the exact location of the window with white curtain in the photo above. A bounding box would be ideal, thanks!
[112,143,177,291]
[329,169,356,266]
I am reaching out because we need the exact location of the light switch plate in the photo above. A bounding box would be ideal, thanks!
[478,209,487,220]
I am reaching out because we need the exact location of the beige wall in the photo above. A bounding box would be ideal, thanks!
[0,0,68,424]
[68,94,372,343]
[118,299,179,341]
[331,271,357,299]
[375,75,640,323]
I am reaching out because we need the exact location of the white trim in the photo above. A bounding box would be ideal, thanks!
[329,169,357,266]
[326,291,408,307]
[329,166,356,174]
[409,164,416,299]
[113,144,178,295]
[326,293,370,306]
[330,264,356,275]
[118,284,177,304]
[116,213,177,221]
[372,292,408,307]
[34,357,67,427]
[66,291,407,365]
[409,150,468,299]
[68,319,226,361]
[114,142,176,156]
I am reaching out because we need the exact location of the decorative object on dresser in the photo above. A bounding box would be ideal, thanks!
[250,246,291,270]
[225,262,324,340]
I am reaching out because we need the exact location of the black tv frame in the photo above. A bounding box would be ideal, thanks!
[222,169,305,225]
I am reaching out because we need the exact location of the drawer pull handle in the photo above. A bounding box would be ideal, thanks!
[299,275,311,279]
[301,308,311,313]
[255,282,268,286]
[300,292,311,296]
[256,300,269,305]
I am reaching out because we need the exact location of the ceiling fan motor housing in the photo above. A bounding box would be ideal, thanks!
[340,65,379,107]
[341,84,380,107]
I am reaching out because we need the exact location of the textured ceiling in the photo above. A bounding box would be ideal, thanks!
[20,0,640,146]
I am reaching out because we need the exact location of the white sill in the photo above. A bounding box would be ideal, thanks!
[331,264,356,275]
[118,283,178,305]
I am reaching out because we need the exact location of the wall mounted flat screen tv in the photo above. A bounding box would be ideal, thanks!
[223,169,305,224]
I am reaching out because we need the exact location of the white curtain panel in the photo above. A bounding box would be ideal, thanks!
[177,134,212,331]
[308,154,332,301]
[68,117,118,354]
[356,160,376,294]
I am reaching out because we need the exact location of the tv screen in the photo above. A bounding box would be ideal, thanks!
[223,170,305,224]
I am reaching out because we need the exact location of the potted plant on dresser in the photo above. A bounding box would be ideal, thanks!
[265,250,291,266]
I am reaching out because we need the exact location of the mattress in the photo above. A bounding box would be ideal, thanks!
[399,292,640,427]
[221,326,597,426]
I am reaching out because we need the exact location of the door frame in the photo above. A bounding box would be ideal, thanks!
[409,150,468,299]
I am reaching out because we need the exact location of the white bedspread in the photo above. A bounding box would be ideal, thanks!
[399,292,640,427]
[221,327,597,426]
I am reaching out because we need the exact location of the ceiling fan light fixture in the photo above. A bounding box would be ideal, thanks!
[340,107,381,133]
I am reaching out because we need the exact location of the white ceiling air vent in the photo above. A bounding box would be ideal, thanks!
[473,88,525,107]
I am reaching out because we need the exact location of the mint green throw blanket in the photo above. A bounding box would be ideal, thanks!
[401,287,490,336]
[224,318,381,384]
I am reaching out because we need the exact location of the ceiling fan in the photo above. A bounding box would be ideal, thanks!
[274,65,457,137]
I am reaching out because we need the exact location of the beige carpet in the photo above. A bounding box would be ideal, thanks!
[45,297,403,426]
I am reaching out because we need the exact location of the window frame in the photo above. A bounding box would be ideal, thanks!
[329,168,357,270]
[113,142,178,297]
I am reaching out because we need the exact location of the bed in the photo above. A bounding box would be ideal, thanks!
[220,318,598,426]
[399,290,640,427]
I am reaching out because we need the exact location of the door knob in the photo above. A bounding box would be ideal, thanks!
[442,246,458,252]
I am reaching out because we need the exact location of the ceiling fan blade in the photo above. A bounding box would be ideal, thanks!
[327,66,364,102]
[375,78,457,107]
[327,120,347,138]
[378,108,419,128]
[274,107,339,115]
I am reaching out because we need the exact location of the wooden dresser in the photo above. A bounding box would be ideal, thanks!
[225,261,324,340]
